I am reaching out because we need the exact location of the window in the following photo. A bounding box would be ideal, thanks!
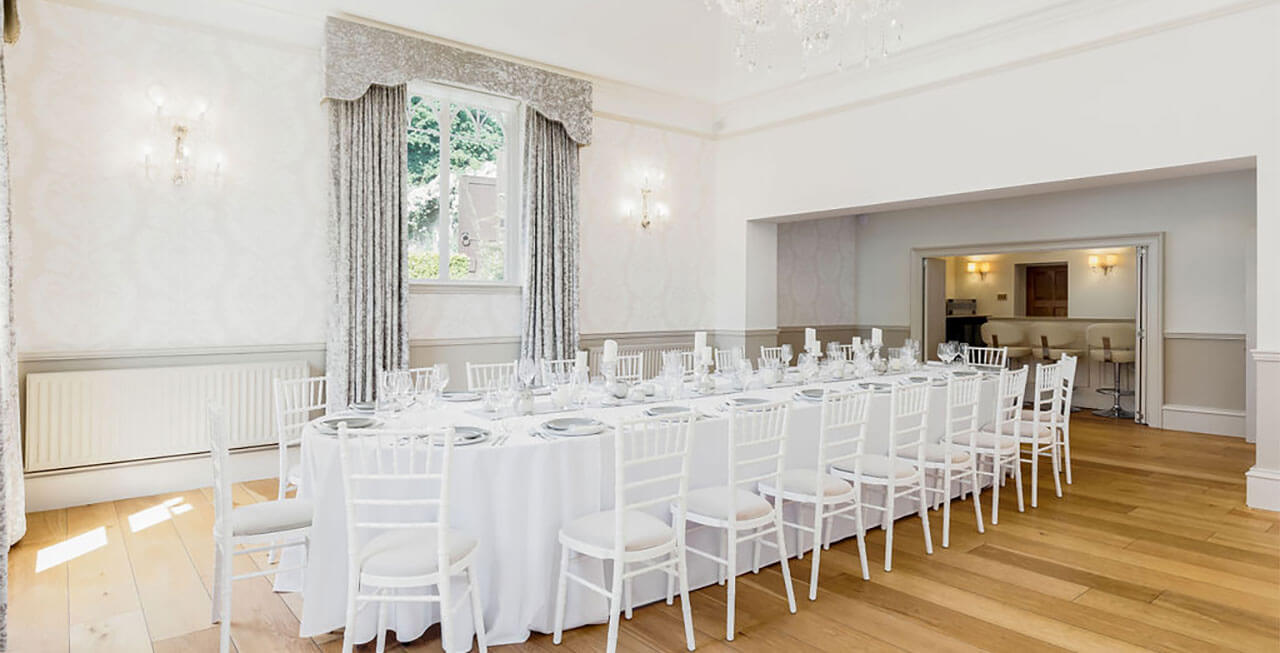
[406,84,520,285]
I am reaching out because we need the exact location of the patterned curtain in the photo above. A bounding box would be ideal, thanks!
[521,110,580,361]
[326,84,408,408]
[0,1,23,643]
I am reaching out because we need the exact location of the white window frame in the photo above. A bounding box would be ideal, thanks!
[407,81,523,292]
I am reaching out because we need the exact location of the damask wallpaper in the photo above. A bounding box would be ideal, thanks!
[776,215,857,327]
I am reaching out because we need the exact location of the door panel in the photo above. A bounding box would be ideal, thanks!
[1026,264,1068,317]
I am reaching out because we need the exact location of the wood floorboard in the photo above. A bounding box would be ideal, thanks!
[8,415,1278,652]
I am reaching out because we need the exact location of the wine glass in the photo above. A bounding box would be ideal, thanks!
[957,343,970,367]
[780,344,794,368]
[519,358,538,389]
[433,363,450,394]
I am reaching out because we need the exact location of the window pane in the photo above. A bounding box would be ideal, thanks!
[406,95,441,279]
[448,103,507,281]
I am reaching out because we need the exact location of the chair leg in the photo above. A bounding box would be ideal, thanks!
[468,565,489,653]
[666,552,676,606]
[941,467,953,548]
[971,472,985,534]
[718,531,727,586]
[605,559,625,653]
[1062,425,1073,485]
[918,477,934,556]
[883,484,896,572]
[624,572,633,620]
[808,502,824,600]
[676,524,696,651]
[725,528,738,641]
[1050,442,1063,498]
[1030,444,1040,509]
[218,542,233,653]
[341,574,359,653]
[823,514,834,550]
[375,600,388,653]
[990,454,1001,525]
[854,500,870,581]
[553,545,569,644]
[1013,454,1025,513]
[773,512,797,614]
[210,540,223,624]
[753,525,763,573]
[439,569,453,653]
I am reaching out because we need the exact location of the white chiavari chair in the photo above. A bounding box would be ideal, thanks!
[681,400,797,640]
[615,352,644,382]
[467,360,517,392]
[552,413,698,653]
[336,425,487,653]
[839,344,857,361]
[1053,353,1078,484]
[208,405,312,653]
[966,346,1008,370]
[759,388,873,598]
[969,366,1028,524]
[759,346,784,365]
[834,381,934,572]
[268,376,325,563]
[715,347,741,372]
[541,357,577,384]
[989,361,1063,508]
[927,374,985,548]
[678,350,696,376]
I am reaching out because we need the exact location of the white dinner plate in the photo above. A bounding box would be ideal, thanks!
[645,405,693,418]
[348,401,376,413]
[314,415,383,434]
[856,382,893,393]
[442,391,481,402]
[724,396,771,410]
[541,417,606,437]
[426,425,490,446]
[794,388,826,402]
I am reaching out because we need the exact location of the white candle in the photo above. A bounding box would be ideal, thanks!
[701,345,712,365]
[694,330,707,354]
[574,350,588,374]
[603,339,618,363]
[851,336,862,347]
[805,328,817,351]
[871,328,883,347]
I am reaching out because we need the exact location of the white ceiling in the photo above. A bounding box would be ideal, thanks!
[245,0,1085,104]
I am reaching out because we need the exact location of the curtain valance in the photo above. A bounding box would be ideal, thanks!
[323,17,593,145]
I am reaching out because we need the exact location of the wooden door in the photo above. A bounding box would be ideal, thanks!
[1026,264,1068,316]
[923,258,947,357]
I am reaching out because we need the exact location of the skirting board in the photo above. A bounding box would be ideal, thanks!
[24,447,280,512]
[1246,466,1280,512]
[1161,404,1247,438]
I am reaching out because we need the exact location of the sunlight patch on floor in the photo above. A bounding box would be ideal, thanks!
[128,496,191,533]
[36,527,107,572]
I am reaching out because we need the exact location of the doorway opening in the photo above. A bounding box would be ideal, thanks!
[915,236,1160,426]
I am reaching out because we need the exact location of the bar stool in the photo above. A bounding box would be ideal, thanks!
[1086,323,1136,419]
[1026,323,1082,364]
[980,322,1031,368]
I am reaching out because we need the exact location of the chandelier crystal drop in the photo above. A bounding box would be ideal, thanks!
[706,0,904,73]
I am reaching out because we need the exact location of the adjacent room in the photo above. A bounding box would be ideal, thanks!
[0,1,1277,652]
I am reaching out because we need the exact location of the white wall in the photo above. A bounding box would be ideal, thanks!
[776,216,856,327]
[853,172,1254,334]
[948,247,1136,319]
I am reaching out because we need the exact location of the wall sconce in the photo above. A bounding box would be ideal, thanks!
[1088,254,1118,276]
[625,169,667,230]
[143,85,221,186]
[966,260,991,280]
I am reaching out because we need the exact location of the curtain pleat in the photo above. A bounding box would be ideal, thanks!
[326,84,408,408]
[521,110,580,361]
[0,1,23,644]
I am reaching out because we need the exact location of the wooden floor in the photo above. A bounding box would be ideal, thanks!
[9,415,1279,652]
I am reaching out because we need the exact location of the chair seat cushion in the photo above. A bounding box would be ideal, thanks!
[562,510,674,551]
[835,454,916,480]
[1004,347,1033,358]
[231,498,313,536]
[900,444,971,466]
[961,431,1019,453]
[359,527,477,577]
[984,420,1055,440]
[760,469,853,498]
[686,487,772,521]
[1088,349,1135,364]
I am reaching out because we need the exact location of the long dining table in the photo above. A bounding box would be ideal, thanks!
[275,365,999,648]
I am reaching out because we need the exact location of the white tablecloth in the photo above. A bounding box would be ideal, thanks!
[276,370,997,648]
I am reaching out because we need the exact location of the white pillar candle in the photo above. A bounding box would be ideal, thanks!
[603,339,618,363]
[852,336,862,347]
[701,346,712,365]
[805,328,817,352]
[574,350,588,374]
[871,328,883,347]
[694,330,707,354]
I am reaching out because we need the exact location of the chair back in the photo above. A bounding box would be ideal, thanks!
[1028,323,1075,360]
[1027,361,1063,439]
[944,374,982,455]
[615,352,644,382]
[207,404,233,538]
[1057,353,1078,418]
[991,366,1029,438]
[966,346,1008,370]
[274,376,327,448]
[818,388,873,477]
[839,344,857,361]
[541,358,577,384]
[981,321,1027,348]
[612,413,698,555]
[1085,323,1135,361]
[715,348,741,372]
[337,425,454,580]
[726,400,791,525]
[759,346,784,364]
[889,381,931,465]
[467,360,518,392]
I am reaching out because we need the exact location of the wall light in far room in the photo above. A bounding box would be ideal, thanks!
[1088,254,1118,276]
[966,260,991,280]
[624,168,667,230]
[142,85,221,187]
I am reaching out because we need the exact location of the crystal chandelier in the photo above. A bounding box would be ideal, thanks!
[706,0,904,73]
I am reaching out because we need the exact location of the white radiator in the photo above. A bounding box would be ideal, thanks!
[587,343,690,380]
[24,360,310,472]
